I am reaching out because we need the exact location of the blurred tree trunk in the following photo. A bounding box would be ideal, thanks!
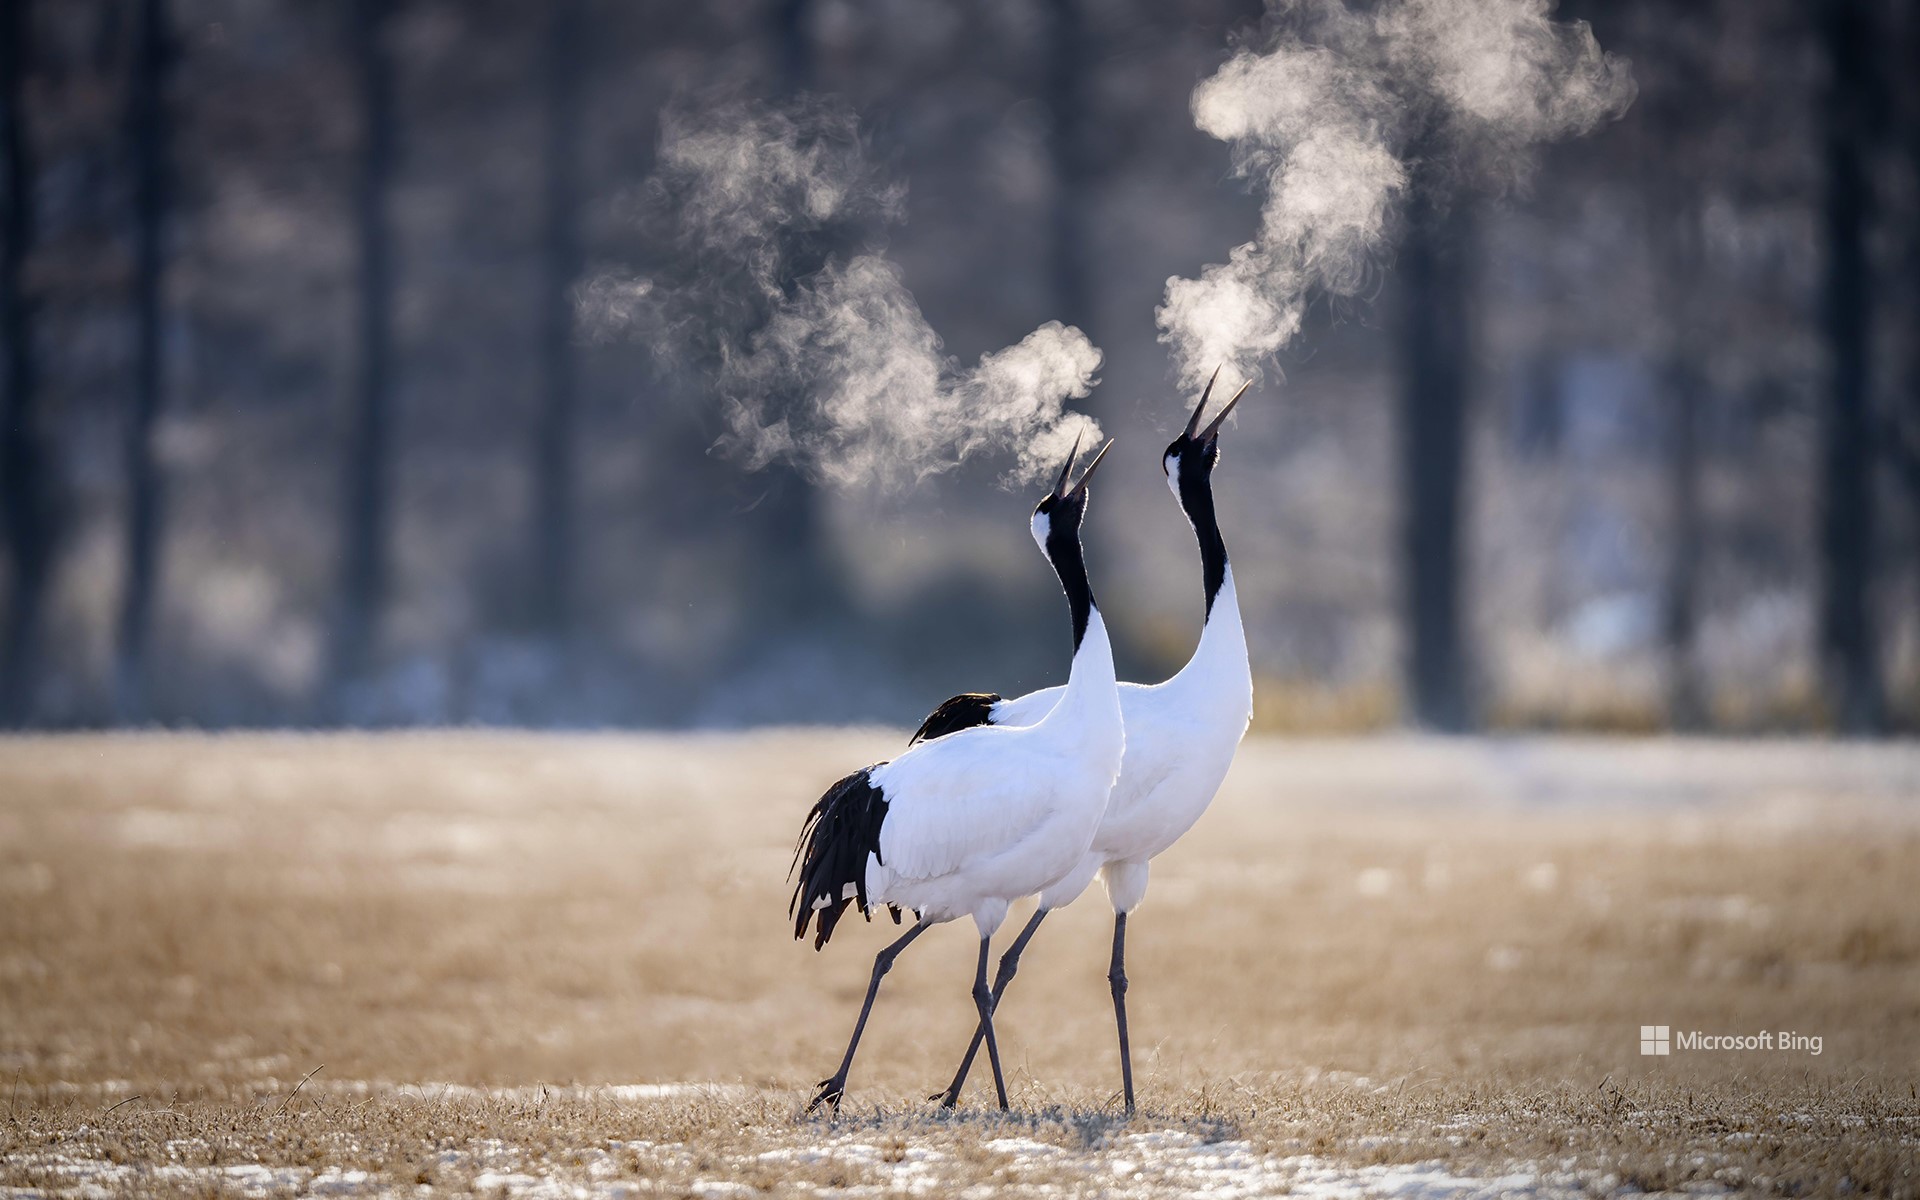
[331,0,395,720]
[1900,0,1920,697]
[1,0,46,726]
[115,0,169,722]
[1646,2,1707,732]
[1044,0,1090,332]
[1396,182,1475,732]
[1817,0,1885,733]
[530,0,581,644]
[730,0,842,668]
[1661,334,1704,731]
[766,0,828,603]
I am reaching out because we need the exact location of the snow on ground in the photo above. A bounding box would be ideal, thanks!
[2,1111,1592,1199]
[306,1079,752,1103]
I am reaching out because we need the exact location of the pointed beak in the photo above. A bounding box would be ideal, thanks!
[1065,438,1115,496]
[1184,366,1223,440]
[1052,431,1085,499]
[1199,380,1253,442]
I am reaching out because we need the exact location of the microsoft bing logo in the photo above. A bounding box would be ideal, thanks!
[1635,1024,1821,1055]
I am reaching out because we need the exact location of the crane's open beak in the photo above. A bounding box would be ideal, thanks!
[1186,365,1252,443]
[1184,367,1222,440]
[1064,438,1115,497]
[1052,431,1084,498]
[1201,381,1252,442]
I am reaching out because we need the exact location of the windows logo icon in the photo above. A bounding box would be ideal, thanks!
[1640,1025,1670,1056]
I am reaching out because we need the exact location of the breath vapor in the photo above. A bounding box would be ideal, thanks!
[1158,0,1637,394]
[583,101,1103,493]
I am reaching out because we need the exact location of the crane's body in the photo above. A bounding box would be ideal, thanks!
[803,605,1121,939]
[920,373,1253,1112]
[864,619,1123,928]
[789,440,1122,1114]
[971,568,1249,914]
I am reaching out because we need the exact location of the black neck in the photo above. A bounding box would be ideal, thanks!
[1177,466,1228,617]
[1044,519,1096,649]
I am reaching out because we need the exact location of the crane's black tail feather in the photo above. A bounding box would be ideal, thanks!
[909,693,1001,746]
[789,766,891,950]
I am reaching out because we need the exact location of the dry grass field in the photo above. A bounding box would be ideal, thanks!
[2,732,1917,1198]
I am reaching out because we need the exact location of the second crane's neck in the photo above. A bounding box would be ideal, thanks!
[1043,512,1098,652]
[1039,514,1120,726]
[1166,457,1249,707]
[1175,461,1230,618]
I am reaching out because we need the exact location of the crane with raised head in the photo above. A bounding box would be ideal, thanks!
[789,437,1124,1114]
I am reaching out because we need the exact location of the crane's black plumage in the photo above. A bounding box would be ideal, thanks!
[1173,438,1229,615]
[909,692,1001,745]
[1035,490,1098,649]
[1163,370,1246,618]
[790,766,892,950]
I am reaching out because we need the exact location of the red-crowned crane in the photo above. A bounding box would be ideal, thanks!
[789,438,1124,1114]
[915,372,1254,1113]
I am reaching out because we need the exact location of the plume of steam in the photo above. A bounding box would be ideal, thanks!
[1382,0,1633,145]
[1157,0,1636,394]
[585,99,1102,492]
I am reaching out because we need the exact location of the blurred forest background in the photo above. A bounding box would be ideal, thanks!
[1,0,1916,733]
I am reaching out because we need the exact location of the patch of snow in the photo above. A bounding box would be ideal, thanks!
[471,1172,543,1192]
[4,1124,1583,1200]
[309,1168,375,1195]
[602,1082,746,1101]
[319,1079,745,1106]
[982,1137,1063,1158]
[979,1129,1581,1199]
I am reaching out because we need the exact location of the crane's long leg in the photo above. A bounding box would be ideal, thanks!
[1108,912,1135,1114]
[807,919,929,1115]
[933,907,1047,1108]
[970,933,1011,1111]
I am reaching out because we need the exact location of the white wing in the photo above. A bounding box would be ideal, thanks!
[997,679,1167,731]
[990,685,1064,728]
[870,726,1061,884]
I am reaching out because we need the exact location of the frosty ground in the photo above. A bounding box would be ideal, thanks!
[1,733,1916,1197]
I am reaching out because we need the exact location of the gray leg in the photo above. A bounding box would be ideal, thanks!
[807,920,929,1115]
[934,907,1047,1108]
[1109,912,1134,1114]
[971,934,1011,1110]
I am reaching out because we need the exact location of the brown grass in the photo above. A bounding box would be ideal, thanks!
[1,732,1917,1197]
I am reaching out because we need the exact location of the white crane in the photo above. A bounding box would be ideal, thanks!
[914,371,1253,1113]
[789,437,1124,1115]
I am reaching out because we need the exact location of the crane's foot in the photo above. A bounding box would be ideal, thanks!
[929,1086,961,1110]
[805,1076,845,1115]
